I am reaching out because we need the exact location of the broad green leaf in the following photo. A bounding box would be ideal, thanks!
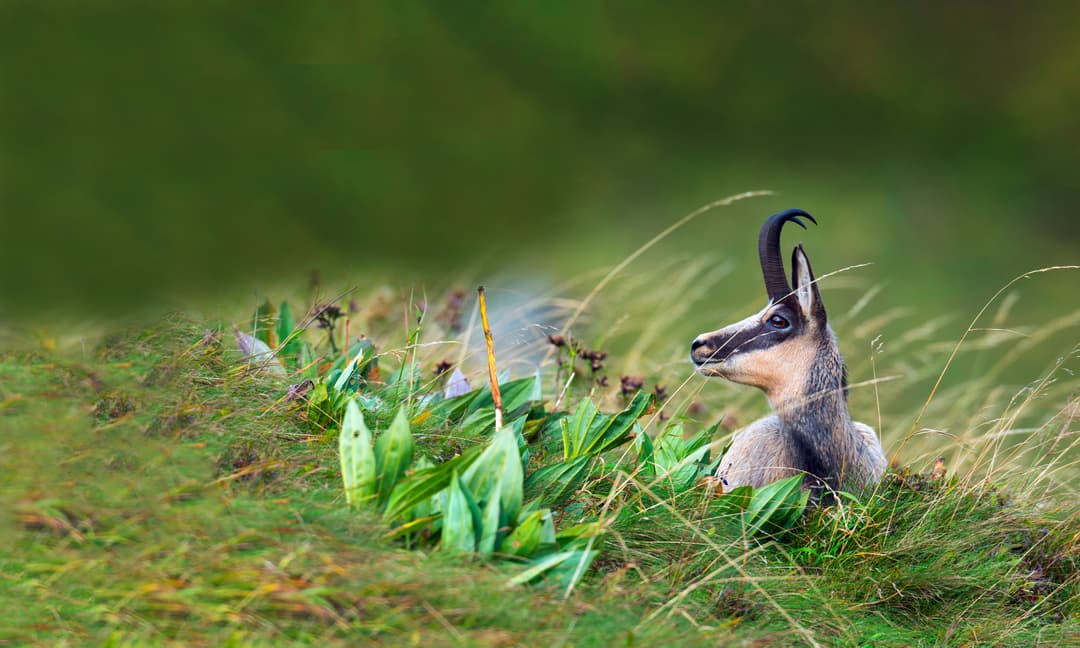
[333,352,362,393]
[562,398,600,459]
[507,549,597,589]
[328,338,377,394]
[648,424,714,491]
[408,456,437,520]
[462,423,524,524]
[554,520,604,547]
[299,341,318,380]
[584,392,652,456]
[459,407,497,437]
[559,392,652,459]
[658,445,710,491]
[277,301,300,358]
[339,399,376,507]
[499,510,544,557]
[545,549,599,591]
[539,509,557,548]
[477,480,502,554]
[467,376,539,416]
[523,455,592,507]
[374,407,415,508]
[441,471,480,554]
[306,381,330,428]
[744,475,808,537]
[529,367,543,402]
[715,485,754,515]
[511,415,530,472]
[635,425,655,480]
[431,389,481,421]
[383,447,482,523]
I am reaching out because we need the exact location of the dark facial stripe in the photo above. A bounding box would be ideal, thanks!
[694,308,804,365]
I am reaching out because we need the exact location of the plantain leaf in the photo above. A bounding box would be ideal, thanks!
[529,366,543,402]
[299,340,318,380]
[715,485,754,516]
[523,455,593,507]
[539,509,557,548]
[499,510,544,557]
[507,549,598,589]
[277,301,300,359]
[558,392,651,459]
[374,407,415,509]
[407,456,437,520]
[306,380,330,428]
[744,475,808,537]
[383,447,482,523]
[555,520,604,547]
[467,376,539,417]
[660,446,710,491]
[339,399,376,507]
[459,407,497,437]
[477,479,502,554]
[584,392,652,456]
[635,424,655,480]
[462,422,524,524]
[546,549,599,591]
[441,471,480,554]
[562,398,599,459]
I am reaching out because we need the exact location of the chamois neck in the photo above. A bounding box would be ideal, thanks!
[768,331,849,426]
[770,332,851,491]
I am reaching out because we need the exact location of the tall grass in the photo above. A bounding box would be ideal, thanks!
[2,198,1077,645]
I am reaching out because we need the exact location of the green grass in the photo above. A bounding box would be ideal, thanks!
[2,281,1077,647]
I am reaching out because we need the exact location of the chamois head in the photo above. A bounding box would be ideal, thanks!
[690,209,835,404]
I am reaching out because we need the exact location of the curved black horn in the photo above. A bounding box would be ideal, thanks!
[758,209,817,301]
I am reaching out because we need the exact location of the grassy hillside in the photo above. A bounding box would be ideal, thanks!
[2,277,1077,646]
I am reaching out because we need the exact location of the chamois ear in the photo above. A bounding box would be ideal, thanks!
[790,244,827,323]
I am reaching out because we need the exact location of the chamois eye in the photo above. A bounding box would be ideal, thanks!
[768,314,790,329]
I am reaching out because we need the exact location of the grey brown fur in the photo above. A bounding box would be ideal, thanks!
[690,210,886,498]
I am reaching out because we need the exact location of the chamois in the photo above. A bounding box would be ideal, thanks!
[690,209,886,498]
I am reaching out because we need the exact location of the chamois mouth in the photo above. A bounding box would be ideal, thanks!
[692,358,731,379]
[690,351,730,375]
[690,334,734,369]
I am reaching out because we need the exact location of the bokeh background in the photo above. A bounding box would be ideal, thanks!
[2,3,1078,329]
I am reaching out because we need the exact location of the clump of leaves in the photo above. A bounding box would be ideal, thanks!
[636,422,715,488]
[336,388,648,591]
[525,392,652,507]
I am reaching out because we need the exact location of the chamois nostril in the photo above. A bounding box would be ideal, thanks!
[691,337,706,353]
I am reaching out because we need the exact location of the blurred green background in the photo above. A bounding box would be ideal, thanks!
[1,2,1078,325]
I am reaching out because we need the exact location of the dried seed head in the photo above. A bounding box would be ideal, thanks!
[620,375,645,395]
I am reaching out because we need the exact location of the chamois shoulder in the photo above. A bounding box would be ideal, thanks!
[851,421,887,484]
[716,416,799,490]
